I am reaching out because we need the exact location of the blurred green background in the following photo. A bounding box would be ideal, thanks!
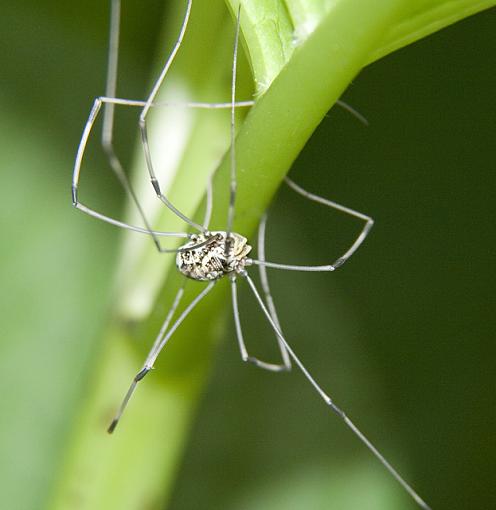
[0,1,494,510]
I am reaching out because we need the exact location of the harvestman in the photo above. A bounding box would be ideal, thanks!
[72,1,431,509]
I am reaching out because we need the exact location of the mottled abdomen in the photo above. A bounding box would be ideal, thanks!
[176,231,252,281]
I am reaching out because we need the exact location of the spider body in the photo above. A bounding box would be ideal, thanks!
[176,231,252,281]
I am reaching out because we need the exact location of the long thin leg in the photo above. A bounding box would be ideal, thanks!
[91,97,255,109]
[257,213,291,368]
[74,0,255,243]
[247,177,374,271]
[72,97,253,243]
[108,280,215,433]
[100,0,181,253]
[138,0,207,233]
[145,282,215,367]
[335,99,369,126]
[72,0,220,246]
[227,20,281,374]
[242,272,431,510]
[108,283,185,433]
[72,98,190,244]
[230,276,289,372]
[146,280,187,360]
[225,4,242,242]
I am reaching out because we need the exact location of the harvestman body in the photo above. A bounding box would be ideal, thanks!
[72,1,431,509]
[176,232,251,281]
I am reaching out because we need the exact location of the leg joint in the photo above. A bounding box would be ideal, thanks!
[71,185,78,206]
[134,367,151,382]
[151,178,161,196]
